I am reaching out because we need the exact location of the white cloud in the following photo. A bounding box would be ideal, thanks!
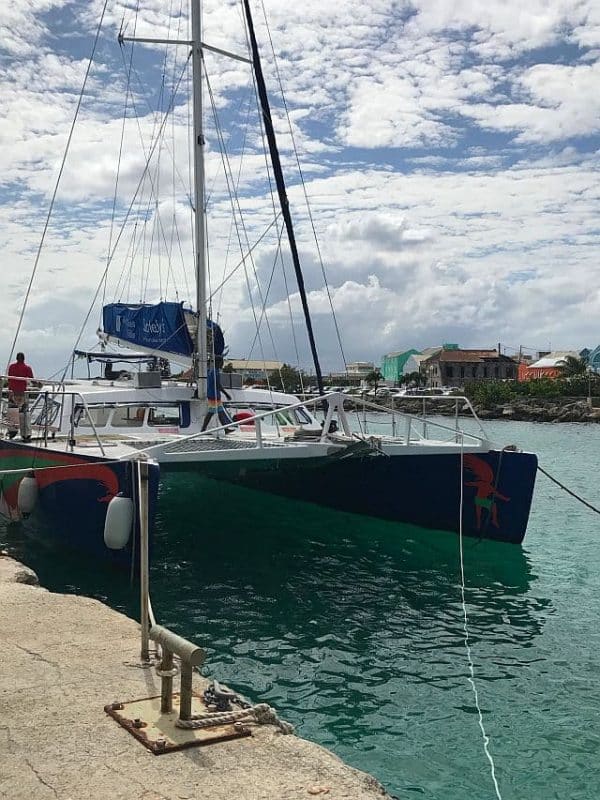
[1,0,600,376]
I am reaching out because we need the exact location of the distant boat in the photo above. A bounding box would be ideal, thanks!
[14,0,537,546]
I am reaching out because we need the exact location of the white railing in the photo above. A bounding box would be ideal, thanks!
[132,391,489,458]
[0,379,109,456]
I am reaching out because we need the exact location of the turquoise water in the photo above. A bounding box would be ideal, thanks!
[2,418,600,799]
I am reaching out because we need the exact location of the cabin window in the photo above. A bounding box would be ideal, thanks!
[148,406,180,426]
[293,406,312,425]
[76,406,111,428]
[274,409,294,426]
[494,366,499,378]
[112,406,146,427]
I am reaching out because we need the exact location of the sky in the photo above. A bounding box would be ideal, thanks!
[1,0,600,377]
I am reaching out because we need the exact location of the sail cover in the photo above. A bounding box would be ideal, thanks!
[103,302,194,357]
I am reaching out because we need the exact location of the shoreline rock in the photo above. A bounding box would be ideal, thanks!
[347,396,600,424]
[0,552,40,585]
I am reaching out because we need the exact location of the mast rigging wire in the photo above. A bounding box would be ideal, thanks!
[208,212,283,299]
[118,51,192,305]
[259,0,349,374]
[101,0,140,325]
[63,57,192,382]
[204,66,279,398]
[248,46,306,390]
[6,0,111,373]
[242,0,325,397]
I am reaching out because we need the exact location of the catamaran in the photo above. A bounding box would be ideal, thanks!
[6,0,538,545]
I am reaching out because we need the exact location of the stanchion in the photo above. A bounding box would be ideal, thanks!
[137,458,150,662]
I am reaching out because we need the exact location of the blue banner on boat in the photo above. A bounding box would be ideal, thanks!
[103,302,194,357]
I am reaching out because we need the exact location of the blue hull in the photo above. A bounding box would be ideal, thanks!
[0,441,159,566]
[168,448,537,544]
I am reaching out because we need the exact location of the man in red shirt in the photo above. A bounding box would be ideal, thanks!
[7,352,34,441]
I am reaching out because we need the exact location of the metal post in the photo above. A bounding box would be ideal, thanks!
[68,406,75,451]
[179,662,194,720]
[160,649,174,713]
[138,459,150,662]
[391,395,396,438]
[150,625,205,722]
[43,391,49,447]
[255,416,263,448]
[190,0,208,401]
[455,399,459,442]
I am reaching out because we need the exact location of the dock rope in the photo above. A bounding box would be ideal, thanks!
[458,440,503,800]
[537,465,600,515]
[175,702,294,734]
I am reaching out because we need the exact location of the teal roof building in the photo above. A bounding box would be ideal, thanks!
[381,349,420,383]
[585,346,600,372]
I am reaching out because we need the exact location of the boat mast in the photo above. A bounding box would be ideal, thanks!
[242,0,326,397]
[190,0,208,401]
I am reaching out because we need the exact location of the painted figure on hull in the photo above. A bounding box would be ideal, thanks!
[464,454,510,529]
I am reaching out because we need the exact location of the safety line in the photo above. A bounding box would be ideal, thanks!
[537,464,600,515]
[458,439,503,800]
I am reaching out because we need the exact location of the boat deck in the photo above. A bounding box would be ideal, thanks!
[130,436,318,454]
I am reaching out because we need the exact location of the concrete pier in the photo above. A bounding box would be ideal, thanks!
[0,555,390,800]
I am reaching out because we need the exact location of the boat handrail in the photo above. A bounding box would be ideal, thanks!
[0,385,108,456]
[354,395,489,443]
[133,391,488,458]
[360,394,489,440]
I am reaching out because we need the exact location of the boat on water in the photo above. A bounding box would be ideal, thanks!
[0,382,160,565]
[7,0,537,546]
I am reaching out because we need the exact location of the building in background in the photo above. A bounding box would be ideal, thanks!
[423,348,517,388]
[582,347,600,372]
[380,350,420,384]
[404,347,443,378]
[224,359,284,381]
[517,351,579,380]
[345,361,375,380]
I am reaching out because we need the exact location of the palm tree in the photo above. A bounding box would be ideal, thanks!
[557,355,588,377]
[365,368,382,392]
[406,370,426,387]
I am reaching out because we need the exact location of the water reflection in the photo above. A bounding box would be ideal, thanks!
[0,472,553,800]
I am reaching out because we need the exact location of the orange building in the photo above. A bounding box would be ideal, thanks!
[518,351,578,381]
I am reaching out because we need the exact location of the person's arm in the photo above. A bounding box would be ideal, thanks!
[27,366,41,388]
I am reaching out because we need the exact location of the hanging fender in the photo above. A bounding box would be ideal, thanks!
[103,494,133,550]
[17,476,39,518]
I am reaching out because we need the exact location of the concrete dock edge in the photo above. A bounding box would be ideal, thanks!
[0,555,392,799]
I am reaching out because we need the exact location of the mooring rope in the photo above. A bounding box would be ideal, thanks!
[458,438,503,800]
[174,702,294,735]
[537,465,600,515]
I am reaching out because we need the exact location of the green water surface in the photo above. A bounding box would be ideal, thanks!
[1,417,599,799]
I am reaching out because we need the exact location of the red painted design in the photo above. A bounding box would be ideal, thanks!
[463,454,510,529]
[0,448,121,515]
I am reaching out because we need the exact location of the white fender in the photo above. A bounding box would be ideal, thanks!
[103,495,133,550]
[17,476,38,517]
